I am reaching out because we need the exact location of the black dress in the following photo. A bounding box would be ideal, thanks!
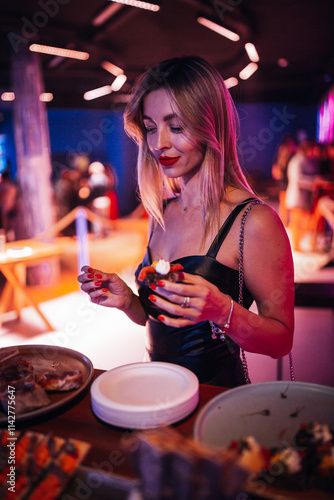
[135,198,258,387]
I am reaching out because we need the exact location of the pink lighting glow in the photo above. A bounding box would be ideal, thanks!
[278,58,289,68]
[318,87,334,144]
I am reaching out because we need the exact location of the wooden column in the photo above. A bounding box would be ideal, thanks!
[11,46,58,285]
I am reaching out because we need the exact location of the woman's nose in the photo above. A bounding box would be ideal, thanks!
[154,127,171,151]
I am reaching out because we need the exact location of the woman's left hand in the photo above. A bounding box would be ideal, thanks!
[148,272,231,327]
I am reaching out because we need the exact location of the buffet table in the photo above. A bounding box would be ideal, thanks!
[15,369,226,480]
[3,363,334,500]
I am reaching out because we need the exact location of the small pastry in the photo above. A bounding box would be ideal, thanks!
[138,259,183,284]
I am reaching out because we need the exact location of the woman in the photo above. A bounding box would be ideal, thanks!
[78,57,294,387]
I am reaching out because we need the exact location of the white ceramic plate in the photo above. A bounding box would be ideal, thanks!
[194,381,334,449]
[91,362,199,429]
[194,381,334,500]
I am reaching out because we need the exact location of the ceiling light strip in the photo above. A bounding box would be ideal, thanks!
[84,86,112,101]
[239,63,258,80]
[224,77,238,89]
[29,44,89,61]
[109,0,160,12]
[245,43,259,62]
[1,92,54,102]
[197,17,239,42]
[1,92,15,101]
[111,74,127,91]
[40,93,53,102]
[92,2,124,26]
[101,61,124,76]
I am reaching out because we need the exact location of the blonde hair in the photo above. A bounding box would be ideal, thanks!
[124,56,253,234]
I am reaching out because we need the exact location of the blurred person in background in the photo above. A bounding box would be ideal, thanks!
[316,194,334,256]
[271,134,298,225]
[285,139,320,251]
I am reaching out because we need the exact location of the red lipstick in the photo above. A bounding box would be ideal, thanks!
[158,156,181,167]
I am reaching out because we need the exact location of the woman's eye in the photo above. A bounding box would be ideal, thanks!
[145,127,156,134]
[170,126,183,133]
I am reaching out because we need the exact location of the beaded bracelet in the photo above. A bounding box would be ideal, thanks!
[210,295,234,341]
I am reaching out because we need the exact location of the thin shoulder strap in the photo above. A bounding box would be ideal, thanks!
[206,197,258,258]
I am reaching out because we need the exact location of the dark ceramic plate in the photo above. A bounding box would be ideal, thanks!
[0,344,94,424]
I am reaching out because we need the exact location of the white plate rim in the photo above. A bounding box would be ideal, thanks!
[91,361,199,413]
[194,380,334,442]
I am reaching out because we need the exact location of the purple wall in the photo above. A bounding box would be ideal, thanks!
[0,101,318,214]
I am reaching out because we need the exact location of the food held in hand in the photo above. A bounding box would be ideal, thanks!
[138,259,183,284]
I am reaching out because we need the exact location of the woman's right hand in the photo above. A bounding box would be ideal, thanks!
[77,265,134,311]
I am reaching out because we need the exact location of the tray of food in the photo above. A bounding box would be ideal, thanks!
[0,345,94,424]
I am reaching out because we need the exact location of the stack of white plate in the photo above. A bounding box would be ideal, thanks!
[91,362,199,429]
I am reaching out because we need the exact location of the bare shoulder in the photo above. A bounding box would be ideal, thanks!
[244,200,285,232]
[242,201,291,253]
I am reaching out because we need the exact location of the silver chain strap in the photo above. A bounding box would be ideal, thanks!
[289,352,295,381]
[238,200,264,384]
[238,200,295,383]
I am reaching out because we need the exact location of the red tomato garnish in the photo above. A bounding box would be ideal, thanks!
[170,263,183,272]
[138,266,156,282]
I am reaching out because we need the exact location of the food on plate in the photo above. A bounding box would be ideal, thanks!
[35,370,83,392]
[138,259,183,284]
[228,436,270,475]
[0,347,51,414]
[125,427,250,499]
[0,430,90,500]
[228,421,334,494]
[0,347,84,415]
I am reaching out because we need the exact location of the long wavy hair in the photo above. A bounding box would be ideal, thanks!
[124,56,253,235]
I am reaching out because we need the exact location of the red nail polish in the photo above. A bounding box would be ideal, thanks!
[87,274,94,279]
[157,315,165,321]
[95,281,102,287]
[150,283,157,290]
[88,268,93,273]
[148,295,157,302]
[96,274,102,279]
[157,280,165,287]
[102,288,108,292]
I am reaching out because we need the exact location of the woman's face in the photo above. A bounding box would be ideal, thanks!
[142,88,204,180]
